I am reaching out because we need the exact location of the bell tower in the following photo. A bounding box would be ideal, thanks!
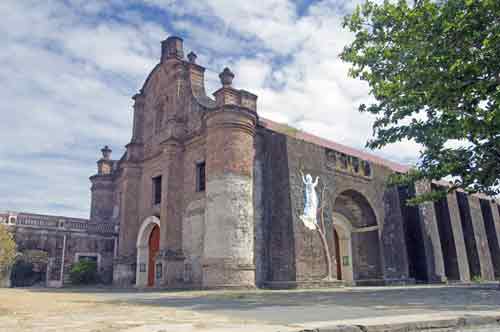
[202,68,258,288]
[89,145,114,223]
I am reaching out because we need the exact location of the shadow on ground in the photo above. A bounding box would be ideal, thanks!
[26,285,500,324]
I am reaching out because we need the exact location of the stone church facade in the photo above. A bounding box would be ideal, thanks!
[85,36,500,289]
[4,36,499,289]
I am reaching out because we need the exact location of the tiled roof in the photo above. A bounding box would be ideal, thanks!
[259,117,411,173]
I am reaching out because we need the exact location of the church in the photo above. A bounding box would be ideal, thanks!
[88,36,500,289]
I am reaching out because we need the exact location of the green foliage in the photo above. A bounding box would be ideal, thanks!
[472,275,484,283]
[0,224,17,275]
[341,0,500,201]
[69,260,98,285]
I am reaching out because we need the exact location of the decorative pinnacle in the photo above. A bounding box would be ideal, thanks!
[187,51,197,63]
[101,145,112,160]
[219,67,234,87]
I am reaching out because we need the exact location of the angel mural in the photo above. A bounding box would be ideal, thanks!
[300,171,319,230]
[299,169,334,280]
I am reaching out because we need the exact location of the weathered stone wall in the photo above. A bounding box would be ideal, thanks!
[457,192,495,280]
[414,181,447,283]
[466,195,495,280]
[259,129,296,284]
[253,131,267,287]
[285,136,336,282]
[479,199,500,279]
[402,187,500,284]
[381,187,410,282]
[398,185,429,282]
[202,109,257,288]
[434,196,461,280]
[113,164,141,286]
[89,175,114,223]
[258,128,410,286]
[181,138,207,287]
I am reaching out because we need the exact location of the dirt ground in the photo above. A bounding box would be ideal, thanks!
[1,285,500,332]
[0,288,295,332]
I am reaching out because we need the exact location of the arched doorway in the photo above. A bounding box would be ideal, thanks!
[333,190,382,283]
[332,212,354,283]
[136,216,160,288]
[148,225,160,286]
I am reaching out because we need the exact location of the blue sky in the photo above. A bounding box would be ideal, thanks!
[0,0,420,218]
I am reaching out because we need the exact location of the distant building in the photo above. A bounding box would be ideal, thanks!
[0,211,117,287]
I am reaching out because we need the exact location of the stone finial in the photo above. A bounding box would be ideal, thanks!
[187,51,197,63]
[219,67,234,87]
[101,145,112,160]
[161,36,184,62]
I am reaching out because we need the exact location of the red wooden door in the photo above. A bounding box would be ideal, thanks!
[148,225,160,287]
[334,228,342,280]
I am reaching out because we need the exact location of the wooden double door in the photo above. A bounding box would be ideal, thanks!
[148,225,160,287]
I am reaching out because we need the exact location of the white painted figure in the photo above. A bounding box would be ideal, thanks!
[300,173,319,230]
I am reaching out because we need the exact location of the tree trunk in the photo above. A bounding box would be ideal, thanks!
[317,185,333,280]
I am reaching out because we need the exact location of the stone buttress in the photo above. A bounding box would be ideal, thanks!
[202,68,258,288]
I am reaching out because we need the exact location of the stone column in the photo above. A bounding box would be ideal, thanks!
[382,187,410,282]
[113,162,141,286]
[414,181,447,283]
[446,192,471,281]
[489,201,500,278]
[157,140,185,287]
[468,196,495,280]
[490,201,500,243]
[202,68,258,289]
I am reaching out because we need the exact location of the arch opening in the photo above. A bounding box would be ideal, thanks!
[332,212,354,283]
[333,190,382,283]
[136,216,160,287]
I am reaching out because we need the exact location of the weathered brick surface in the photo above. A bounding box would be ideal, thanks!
[381,187,410,281]
[259,129,296,283]
[202,80,257,289]
[468,196,495,280]
[457,192,482,279]
[434,194,461,281]
[479,199,500,278]
[490,201,500,277]
[398,185,429,282]
[205,110,256,178]
[445,192,471,281]
[414,181,446,283]
[257,128,408,285]
[253,132,267,286]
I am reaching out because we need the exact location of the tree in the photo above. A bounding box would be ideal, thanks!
[317,184,334,280]
[341,0,500,202]
[0,224,17,278]
[69,260,98,285]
